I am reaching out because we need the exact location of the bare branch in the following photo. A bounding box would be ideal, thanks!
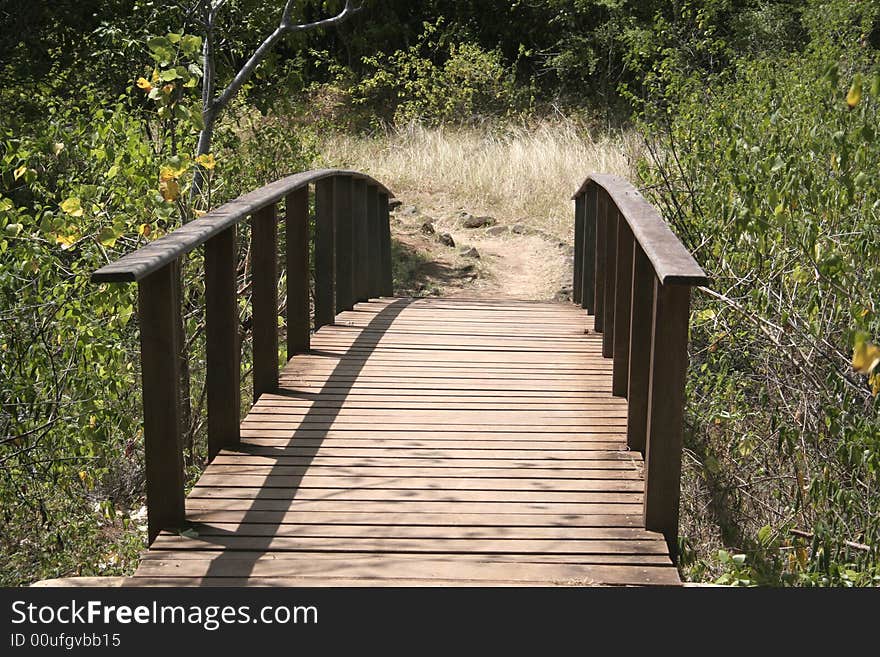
[210,0,360,116]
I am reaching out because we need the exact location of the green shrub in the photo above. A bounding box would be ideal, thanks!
[637,1,880,585]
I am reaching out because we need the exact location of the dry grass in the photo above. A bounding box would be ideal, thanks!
[318,119,638,238]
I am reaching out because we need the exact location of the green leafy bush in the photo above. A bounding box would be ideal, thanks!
[637,1,880,585]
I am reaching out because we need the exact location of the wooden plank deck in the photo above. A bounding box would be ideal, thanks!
[129,297,680,586]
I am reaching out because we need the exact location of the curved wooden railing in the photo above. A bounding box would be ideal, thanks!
[572,174,708,550]
[92,169,394,541]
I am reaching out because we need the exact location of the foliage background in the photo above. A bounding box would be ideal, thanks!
[2,0,879,585]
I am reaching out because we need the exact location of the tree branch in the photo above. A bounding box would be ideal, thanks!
[209,0,359,117]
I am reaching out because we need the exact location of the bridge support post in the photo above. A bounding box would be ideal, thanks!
[205,226,240,460]
[627,244,654,454]
[334,175,354,313]
[612,221,634,397]
[643,281,691,553]
[137,262,186,543]
[367,185,380,298]
[352,178,369,303]
[573,194,584,304]
[286,187,310,357]
[581,184,597,313]
[594,192,607,333]
[379,193,393,297]
[251,203,279,402]
[314,178,336,328]
[602,207,618,358]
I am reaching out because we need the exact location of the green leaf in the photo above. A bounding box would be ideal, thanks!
[180,35,202,56]
[159,68,181,81]
[97,226,119,247]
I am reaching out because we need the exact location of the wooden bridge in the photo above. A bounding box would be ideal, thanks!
[92,170,706,586]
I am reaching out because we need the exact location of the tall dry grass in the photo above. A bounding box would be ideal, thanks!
[318,119,638,237]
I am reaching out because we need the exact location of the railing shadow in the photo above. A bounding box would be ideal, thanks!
[194,297,413,580]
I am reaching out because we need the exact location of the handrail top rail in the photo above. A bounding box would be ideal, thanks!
[573,173,707,286]
[92,168,393,283]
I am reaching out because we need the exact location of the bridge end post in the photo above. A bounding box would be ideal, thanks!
[643,280,691,555]
[137,262,186,543]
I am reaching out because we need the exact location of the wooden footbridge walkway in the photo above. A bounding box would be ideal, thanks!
[92,170,706,586]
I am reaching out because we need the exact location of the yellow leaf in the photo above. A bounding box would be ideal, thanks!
[55,232,79,249]
[159,163,188,180]
[78,471,88,482]
[870,372,880,397]
[852,336,880,374]
[138,223,151,237]
[151,68,160,83]
[195,153,216,170]
[60,197,84,217]
[13,165,27,180]
[136,77,153,91]
[847,74,862,109]
[161,83,174,95]
[159,178,180,202]
[52,142,65,156]
[193,209,207,218]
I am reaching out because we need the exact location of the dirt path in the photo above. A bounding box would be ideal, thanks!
[389,190,573,301]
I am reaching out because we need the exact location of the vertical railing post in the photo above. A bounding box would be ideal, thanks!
[286,187,310,357]
[379,192,393,297]
[643,280,692,552]
[367,185,380,298]
[594,192,608,332]
[573,194,584,305]
[602,208,619,358]
[314,177,336,329]
[334,175,354,313]
[612,221,634,397]
[581,183,597,314]
[627,244,654,454]
[137,261,185,543]
[251,203,278,402]
[205,227,240,461]
[352,178,369,303]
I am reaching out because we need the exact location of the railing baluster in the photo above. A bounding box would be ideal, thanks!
[352,178,369,303]
[612,220,634,397]
[314,178,336,329]
[593,192,607,332]
[251,203,278,402]
[334,175,354,313]
[643,281,692,551]
[367,184,380,298]
[379,192,393,297]
[205,227,240,461]
[627,244,654,453]
[137,261,185,542]
[573,193,584,304]
[602,207,618,358]
[582,183,597,313]
[286,187,310,357]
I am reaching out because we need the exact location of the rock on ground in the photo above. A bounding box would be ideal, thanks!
[438,232,455,247]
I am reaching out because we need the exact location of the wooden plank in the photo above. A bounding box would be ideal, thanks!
[137,262,185,542]
[132,556,679,585]
[183,510,647,527]
[285,186,310,356]
[93,169,392,283]
[251,203,278,401]
[204,226,240,459]
[314,177,335,329]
